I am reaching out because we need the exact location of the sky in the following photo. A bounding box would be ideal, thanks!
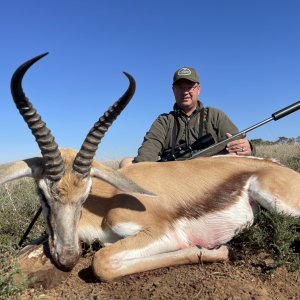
[1,0,300,163]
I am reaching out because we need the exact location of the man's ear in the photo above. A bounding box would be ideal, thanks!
[197,84,201,95]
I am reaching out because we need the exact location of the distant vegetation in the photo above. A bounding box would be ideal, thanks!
[251,138,300,172]
[251,136,300,145]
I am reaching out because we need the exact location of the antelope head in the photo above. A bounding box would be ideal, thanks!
[8,53,145,270]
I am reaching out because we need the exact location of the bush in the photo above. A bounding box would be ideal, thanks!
[0,245,30,299]
[232,210,300,272]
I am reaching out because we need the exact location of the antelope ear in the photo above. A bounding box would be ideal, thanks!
[90,166,155,196]
[0,157,43,185]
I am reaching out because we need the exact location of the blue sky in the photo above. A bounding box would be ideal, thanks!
[1,1,300,163]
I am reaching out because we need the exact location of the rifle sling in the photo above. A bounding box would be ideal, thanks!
[171,107,205,157]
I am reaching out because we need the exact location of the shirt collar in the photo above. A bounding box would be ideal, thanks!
[173,100,204,116]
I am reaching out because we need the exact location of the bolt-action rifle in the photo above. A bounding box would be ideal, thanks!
[159,100,300,162]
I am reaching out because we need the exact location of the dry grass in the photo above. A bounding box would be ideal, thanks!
[256,143,300,172]
[0,178,44,247]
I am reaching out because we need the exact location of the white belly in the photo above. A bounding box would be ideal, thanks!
[173,196,259,249]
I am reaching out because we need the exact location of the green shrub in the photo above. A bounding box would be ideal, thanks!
[0,245,30,299]
[286,156,300,172]
[232,210,300,272]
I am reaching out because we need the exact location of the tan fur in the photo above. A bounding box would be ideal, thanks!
[1,148,300,281]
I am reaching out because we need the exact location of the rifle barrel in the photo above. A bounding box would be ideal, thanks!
[190,100,300,159]
[272,100,300,120]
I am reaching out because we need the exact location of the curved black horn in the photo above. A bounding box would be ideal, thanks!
[73,72,136,177]
[10,53,64,181]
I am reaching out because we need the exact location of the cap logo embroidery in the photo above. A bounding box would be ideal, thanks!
[177,68,191,76]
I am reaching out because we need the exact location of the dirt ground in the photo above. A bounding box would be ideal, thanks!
[22,248,300,300]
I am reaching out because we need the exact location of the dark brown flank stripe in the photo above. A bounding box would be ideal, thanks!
[173,172,253,219]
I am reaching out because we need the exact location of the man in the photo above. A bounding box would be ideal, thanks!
[120,67,253,167]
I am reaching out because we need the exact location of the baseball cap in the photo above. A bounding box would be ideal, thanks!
[173,67,200,84]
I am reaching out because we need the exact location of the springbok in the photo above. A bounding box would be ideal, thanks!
[1,54,300,281]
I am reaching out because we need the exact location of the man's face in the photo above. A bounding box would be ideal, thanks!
[172,79,200,114]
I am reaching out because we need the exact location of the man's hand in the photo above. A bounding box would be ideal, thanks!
[225,133,251,156]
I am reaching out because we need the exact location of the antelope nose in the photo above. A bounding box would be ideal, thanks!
[57,247,81,270]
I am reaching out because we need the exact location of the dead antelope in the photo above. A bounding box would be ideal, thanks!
[1,54,300,282]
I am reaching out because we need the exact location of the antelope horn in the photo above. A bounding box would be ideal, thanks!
[73,72,136,177]
[10,53,64,181]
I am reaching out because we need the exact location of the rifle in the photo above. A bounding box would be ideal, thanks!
[191,100,300,159]
[158,133,215,162]
[159,100,300,162]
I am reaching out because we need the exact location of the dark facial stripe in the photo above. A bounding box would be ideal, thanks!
[38,189,54,239]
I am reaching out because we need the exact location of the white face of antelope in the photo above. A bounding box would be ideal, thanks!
[10,53,136,270]
[38,173,92,270]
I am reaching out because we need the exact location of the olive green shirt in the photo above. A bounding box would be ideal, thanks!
[134,101,252,162]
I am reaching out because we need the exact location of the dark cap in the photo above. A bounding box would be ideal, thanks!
[173,67,200,84]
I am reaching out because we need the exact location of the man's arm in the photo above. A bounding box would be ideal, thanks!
[133,116,169,163]
[207,107,254,156]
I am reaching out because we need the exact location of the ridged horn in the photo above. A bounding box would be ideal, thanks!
[10,53,64,181]
[73,72,136,177]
